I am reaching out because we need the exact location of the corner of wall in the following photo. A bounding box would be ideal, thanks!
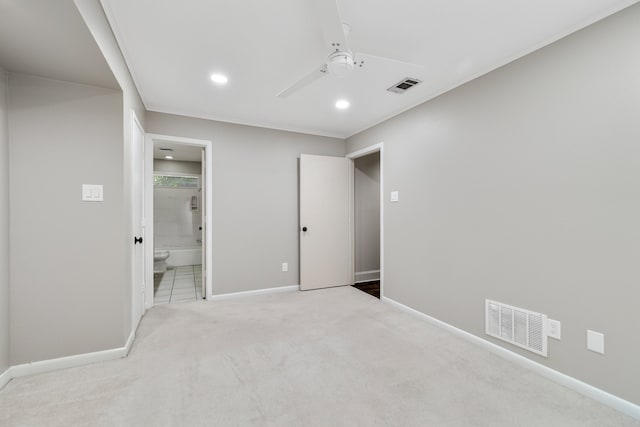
[0,67,11,376]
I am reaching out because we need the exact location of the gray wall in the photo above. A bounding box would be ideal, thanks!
[154,159,201,175]
[0,68,9,374]
[346,4,640,404]
[75,0,147,341]
[354,152,380,279]
[145,112,345,295]
[8,74,124,364]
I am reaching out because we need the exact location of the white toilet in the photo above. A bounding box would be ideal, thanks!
[154,250,170,274]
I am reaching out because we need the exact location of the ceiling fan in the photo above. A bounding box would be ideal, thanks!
[277,0,423,98]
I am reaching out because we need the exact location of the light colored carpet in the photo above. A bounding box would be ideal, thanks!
[0,286,637,426]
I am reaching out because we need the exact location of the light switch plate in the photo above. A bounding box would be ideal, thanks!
[587,330,605,354]
[82,184,103,202]
[390,191,399,202]
[281,262,288,272]
[547,319,561,340]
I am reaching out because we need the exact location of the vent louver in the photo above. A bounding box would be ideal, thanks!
[486,300,548,357]
[387,77,422,94]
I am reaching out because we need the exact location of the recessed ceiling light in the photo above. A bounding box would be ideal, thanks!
[164,155,174,160]
[210,73,228,85]
[335,99,350,110]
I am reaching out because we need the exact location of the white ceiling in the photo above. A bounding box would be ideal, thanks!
[153,139,202,162]
[101,0,637,138]
[0,0,118,89]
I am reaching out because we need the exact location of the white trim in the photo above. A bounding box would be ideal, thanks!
[146,105,346,139]
[380,146,384,298]
[98,0,150,106]
[0,366,11,389]
[144,134,155,309]
[346,143,383,160]
[210,285,299,301]
[346,142,384,298]
[382,296,640,421]
[2,330,136,386]
[145,133,214,302]
[355,269,381,276]
[123,329,136,355]
[355,269,381,283]
[146,133,213,147]
[349,160,355,286]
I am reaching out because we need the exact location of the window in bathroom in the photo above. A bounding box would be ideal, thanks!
[153,174,199,189]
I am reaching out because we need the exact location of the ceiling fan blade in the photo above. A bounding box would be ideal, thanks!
[313,0,348,52]
[354,52,425,70]
[277,64,328,98]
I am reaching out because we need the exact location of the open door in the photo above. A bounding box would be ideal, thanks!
[131,111,145,328]
[299,154,353,290]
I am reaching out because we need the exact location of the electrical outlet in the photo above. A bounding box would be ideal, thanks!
[281,262,288,272]
[547,319,561,340]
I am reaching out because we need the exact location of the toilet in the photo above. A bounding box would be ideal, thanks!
[154,250,170,274]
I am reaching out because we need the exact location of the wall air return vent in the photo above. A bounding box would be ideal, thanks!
[485,299,548,357]
[387,77,422,94]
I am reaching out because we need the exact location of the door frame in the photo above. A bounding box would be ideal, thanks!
[346,142,384,298]
[144,133,214,307]
[131,110,146,330]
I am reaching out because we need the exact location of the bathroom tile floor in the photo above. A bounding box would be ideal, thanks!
[154,265,203,305]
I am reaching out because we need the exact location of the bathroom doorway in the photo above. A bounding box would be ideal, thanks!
[144,134,213,306]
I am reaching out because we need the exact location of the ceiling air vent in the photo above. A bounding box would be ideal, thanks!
[387,77,422,94]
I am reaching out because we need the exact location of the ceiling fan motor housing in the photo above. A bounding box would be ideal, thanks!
[327,51,355,76]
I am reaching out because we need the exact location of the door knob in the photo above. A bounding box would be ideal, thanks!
[134,236,143,244]
[302,226,308,232]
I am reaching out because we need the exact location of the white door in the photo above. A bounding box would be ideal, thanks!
[131,112,145,329]
[299,154,353,290]
[200,147,206,299]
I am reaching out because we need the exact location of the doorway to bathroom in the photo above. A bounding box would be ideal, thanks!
[144,134,213,307]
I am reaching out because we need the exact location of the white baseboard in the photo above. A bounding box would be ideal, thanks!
[382,296,640,421]
[355,270,381,283]
[210,285,299,301]
[0,365,11,389]
[124,329,136,356]
[2,330,136,388]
